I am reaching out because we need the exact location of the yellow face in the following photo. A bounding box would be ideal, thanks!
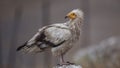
[65,12,77,20]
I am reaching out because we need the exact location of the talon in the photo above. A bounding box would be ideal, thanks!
[66,61,70,63]
[66,61,75,65]
[57,64,61,66]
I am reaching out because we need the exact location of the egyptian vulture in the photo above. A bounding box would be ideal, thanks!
[17,9,84,65]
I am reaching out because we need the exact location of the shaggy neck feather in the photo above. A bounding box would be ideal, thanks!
[66,18,82,40]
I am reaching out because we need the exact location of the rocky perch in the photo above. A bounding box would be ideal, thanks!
[53,64,82,68]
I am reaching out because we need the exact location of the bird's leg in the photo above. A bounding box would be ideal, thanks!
[58,54,74,65]
[60,54,65,64]
[59,54,74,65]
[57,54,65,66]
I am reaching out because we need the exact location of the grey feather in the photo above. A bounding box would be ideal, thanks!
[17,9,84,57]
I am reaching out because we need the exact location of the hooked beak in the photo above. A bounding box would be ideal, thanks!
[65,12,76,20]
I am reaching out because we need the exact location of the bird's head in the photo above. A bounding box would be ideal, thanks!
[65,9,84,20]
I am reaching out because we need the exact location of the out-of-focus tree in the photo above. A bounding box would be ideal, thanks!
[0,20,3,68]
[7,4,23,68]
[74,36,120,68]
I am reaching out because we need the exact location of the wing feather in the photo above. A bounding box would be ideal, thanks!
[17,24,71,53]
[16,26,48,52]
[44,24,71,47]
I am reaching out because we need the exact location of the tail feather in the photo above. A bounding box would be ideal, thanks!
[16,42,27,51]
[16,42,45,53]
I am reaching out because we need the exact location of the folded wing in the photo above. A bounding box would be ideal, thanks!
[16,24,72,53]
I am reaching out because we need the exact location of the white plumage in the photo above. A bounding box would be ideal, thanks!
[17,9,84,64]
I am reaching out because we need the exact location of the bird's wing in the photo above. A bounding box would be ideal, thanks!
[17,24,72,53]
[43,24,72,47]
[27,26,47,46]
[16,26,48,52]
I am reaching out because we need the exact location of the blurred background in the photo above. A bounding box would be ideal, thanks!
[0,0,120,68]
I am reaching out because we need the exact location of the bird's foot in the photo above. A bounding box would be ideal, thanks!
[57,61,75,66]
[66,61,75,65]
